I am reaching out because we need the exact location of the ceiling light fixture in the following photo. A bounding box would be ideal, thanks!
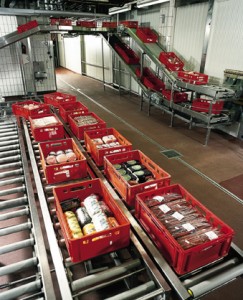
[109,3,132,15]
[137,0,169,8]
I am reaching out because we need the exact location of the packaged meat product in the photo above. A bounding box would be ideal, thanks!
[66,152,77,162]
[83,194,101,217]
[64,211,83,239]
[102,135,117,144]
[83,223,96,235]
[177,228,223,249]
[92,138,103,145]
[167,217,211,239]
[46,154,57,165]
[76,207,92,227]
[146,193,183,208]
[99,201,113,217]
[92,212,110,232]
[56,153,68,163]
[32,116,58,127]
[74,115,98,126]
[60,197,80,211]
[108,217,119,228]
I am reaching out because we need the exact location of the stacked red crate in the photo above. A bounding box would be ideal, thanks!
[39,138,87,184]
[54,178,131,262]
[135,184,234,275]
[44,92,76,108]
[159,52,184,71]
[104,150,171,207]
[114,42,140,65]
[59,101,89,123]
[136,27,158,43]
[12,100,50,120]
[84,127,132,166]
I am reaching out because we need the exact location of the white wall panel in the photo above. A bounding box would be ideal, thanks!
[64,36,81,74]
[83,35,112,83]
[173,2,208,71]
[205,0,243,83]
[58,34,66,68]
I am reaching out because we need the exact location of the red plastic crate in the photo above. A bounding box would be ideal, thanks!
[12,100,50,120]
[162,89,188,103]
[136,27,158,43]
[59,101,89,123]
[114,42,140,65]
[17,20,38,33]
[102,21,117,28]
[119,21,138,29]
[138,67,165,92]
[69,112,106,140]
[159,52,184,71]
[50,18,60,25]
[44,92,76,108]
[104,150,171,207]
[84,127,132,166]
[59,19,72,26]
[192,98,224,114]
[76,21,97,28]
[135,184,234,275]
[29,113,64,142]
[39,138,87,184]
[54,178,131,263]
[177,71,208,85]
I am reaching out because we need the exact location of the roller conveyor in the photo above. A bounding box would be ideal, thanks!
[1,104,242,300]
[0,116,56,299]
[23,117,172,300]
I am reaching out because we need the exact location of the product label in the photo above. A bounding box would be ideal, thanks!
[205,231,218,240]
[182,223,195,231]
[172,211,184,220]
[159,204,171,213]
[153,196,164,202]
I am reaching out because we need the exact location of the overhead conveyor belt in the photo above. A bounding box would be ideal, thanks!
[124,28,235,100]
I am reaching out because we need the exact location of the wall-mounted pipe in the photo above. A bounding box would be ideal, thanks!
[0,7,108,18]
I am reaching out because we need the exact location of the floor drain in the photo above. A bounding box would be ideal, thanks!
[160,149,182,159]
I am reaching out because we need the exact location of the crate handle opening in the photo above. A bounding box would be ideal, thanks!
[91,232,113,242]
[69,185,86,192]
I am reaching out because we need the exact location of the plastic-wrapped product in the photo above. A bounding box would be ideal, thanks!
[99,201,113,217]
[92,212,110,232]
[56,153,68,163]
[108,217,119,228]
[102,135,117,144]
[83,194,102,217]
[83,223,96,235]
[46,154,57,165]
[64,211,83,239]
[66,151,77,162]
[177,228,222,249]
[76,207,92,227]
[146,193,183,208]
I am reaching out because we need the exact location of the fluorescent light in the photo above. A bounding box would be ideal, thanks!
[109,3,132,15]
[137,0,169,8]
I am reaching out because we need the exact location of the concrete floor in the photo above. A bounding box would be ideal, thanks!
[56,67,243,300]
